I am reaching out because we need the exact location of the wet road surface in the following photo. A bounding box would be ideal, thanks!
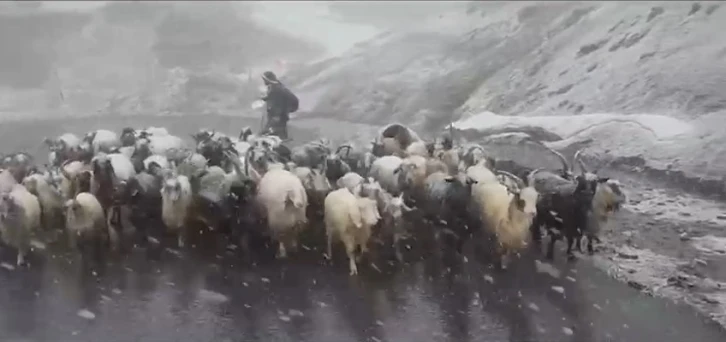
[0,114,725,342]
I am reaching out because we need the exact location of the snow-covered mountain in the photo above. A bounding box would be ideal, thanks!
[289,1,726,197]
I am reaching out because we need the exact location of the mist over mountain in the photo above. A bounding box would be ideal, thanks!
[0,1,323,118]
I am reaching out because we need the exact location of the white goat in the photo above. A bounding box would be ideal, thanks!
[369,155,403,195]
[160,174,193,248]
[324,188,381,275]
[405,141,428,157]
[64,192,110,257]
[256,168,308,258]
[336,172,365,196]
[472,170,539,269]
[0,185,42,266]
[22,174,64,231]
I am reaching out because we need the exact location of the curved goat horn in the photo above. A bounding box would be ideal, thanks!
[573,149,589,174]
[496,170,525,190]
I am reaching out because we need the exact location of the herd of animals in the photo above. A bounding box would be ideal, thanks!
[0,123,627,275]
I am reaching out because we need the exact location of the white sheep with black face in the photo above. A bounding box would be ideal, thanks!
[160,173,193,248]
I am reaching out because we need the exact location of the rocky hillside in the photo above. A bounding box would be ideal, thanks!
[0,1,323,119]
[290,2,726,197]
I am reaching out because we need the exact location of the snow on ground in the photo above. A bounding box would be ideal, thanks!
[453,111,694,140]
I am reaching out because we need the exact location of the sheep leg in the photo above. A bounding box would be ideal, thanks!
[177,228,187,249]
[16,250,27,267]
[276,242,288,259]
[545,232,559,260]
[565,235,577,261]
[586,236,595,255]
[343,236,358,275]
[325,231,333,260]
[393,233,404,263]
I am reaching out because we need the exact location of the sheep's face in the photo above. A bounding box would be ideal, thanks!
[360,178,382,199]
[358,197,381,227]
[162,179,183,201]
[515,188,539,217]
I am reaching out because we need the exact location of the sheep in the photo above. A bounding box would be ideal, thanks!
[0,184,42,266]
[293,166,332,214]
[84,129,121,155]
[59,161,89,200]
[147,134,186,158]
[459,144,495,171]
[64,192,111,261]
[291,139,331,168]
[336,172,365,195]
[0,169,18,194]
[377,123,421,152]
[256,168,308,258]
[393,155,429,204]
[368,155,403,195]
[142,155,170,172]
[466,160,499,185]
[324,188,381,275]
[422,172,478,255]
[160,172,193,248]
[360,179,412,262]
[529,149,611,260]
[404,140,428,158]
[2,152,34,183]
[575,179,626,254]
[90,153,136,243]
[22,174,64,231]
[472,169,540,270]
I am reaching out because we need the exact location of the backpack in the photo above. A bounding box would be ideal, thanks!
[281,85,299,113]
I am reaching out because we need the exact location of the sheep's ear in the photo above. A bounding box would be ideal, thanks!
[466,177,478,185]
[597,177,610,183]
[444,176,455,183]
[393,166,402,174]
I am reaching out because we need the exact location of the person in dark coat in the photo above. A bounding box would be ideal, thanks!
[260,71,293,139]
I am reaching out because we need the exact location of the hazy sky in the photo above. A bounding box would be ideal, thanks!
[39,1,380,57]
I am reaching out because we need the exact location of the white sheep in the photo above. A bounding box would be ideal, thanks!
[87,129,121,154]
[472,170,539,269]
[160,173,193,248]
[142,155,170,171]
[394,155,428,199]
[22,174,64,231]
[256,168,308,258]
[466,161,499,185]
[0,184,42,266]
[369,155,403,195]
[147,134,186,158]
[324,188,381,275]
[580,179,627,253]
[144,126,170,137]
[360,179,412,262]
[405,140,428,157]
[0,169,18,194]
[336,172,365,196]
[59,161,87,200]
[64,192,111,258]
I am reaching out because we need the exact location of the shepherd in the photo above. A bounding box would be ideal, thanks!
[260,71,299,140]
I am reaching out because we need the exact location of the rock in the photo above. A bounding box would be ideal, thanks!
[693,258,708,267]
[700,295,720,304]
[617,251,639,260]
[627,280,646,291]
[679,212,692,217]
[679,232,691,241]
[716,215,726,220]
[667,274,695,288]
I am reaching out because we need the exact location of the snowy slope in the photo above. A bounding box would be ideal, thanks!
[292,1,726,197]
